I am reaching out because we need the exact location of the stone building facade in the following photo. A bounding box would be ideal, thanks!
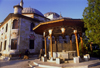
[0,0,50,57]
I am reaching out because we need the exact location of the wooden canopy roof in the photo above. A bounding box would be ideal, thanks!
[33,18,85,35]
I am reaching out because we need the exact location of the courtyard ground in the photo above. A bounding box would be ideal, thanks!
[0,56,37,68]
[0,56,100,68]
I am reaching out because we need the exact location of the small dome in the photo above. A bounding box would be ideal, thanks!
[22,7,44,16]
[44,12,60,17]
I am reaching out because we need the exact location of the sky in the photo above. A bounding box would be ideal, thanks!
[0,0,88,23]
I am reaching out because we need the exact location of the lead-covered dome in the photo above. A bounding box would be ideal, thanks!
[22,7,44,16]
[44,12,60,17]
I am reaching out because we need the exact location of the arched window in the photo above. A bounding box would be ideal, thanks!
[30,23,35,32]
[5,24,8,32]
[0,42,2,51]
[4,40,7,50]
[12,19,18,29]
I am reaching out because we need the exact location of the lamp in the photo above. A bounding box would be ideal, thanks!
[73,30,77,34]
[43,32,45,37]
[48,29,52,35]
[61,28,65,34]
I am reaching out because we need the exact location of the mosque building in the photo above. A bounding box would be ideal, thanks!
[0,0,62,57]
[0,0,85,60]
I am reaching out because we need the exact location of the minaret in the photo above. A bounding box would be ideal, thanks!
[20,0,23,7]
[60,12,62,18]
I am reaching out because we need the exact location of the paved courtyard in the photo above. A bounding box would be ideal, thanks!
[0,56,37,68]
[0,60,29,68]
[0,57,100,68]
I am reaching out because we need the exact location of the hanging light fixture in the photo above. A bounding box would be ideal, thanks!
[61,28,65,34]
[48,29,53,35]
[43,32,45,37]
[73,30,77,34]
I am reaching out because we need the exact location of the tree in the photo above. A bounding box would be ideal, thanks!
[83,0,100,44]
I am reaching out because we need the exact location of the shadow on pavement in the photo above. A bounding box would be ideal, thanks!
[88,62,100,67]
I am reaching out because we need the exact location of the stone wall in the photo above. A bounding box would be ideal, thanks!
[19,18,43,54]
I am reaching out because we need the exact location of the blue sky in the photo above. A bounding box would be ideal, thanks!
[0,0,88,23]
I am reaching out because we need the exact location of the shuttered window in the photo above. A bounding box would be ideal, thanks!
[11,39,17,49]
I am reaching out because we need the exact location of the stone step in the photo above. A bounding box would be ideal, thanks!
[28,60,38,68]
[34,67,47,68]
[33,60,61,68]
[29,64,38,68]
[31,58,100,68]
[64,66,88,68]
[33,62,62,68]
[89,65,100,68]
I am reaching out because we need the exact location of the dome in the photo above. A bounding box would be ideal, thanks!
[22,7,44,16]
[44,12,60,17]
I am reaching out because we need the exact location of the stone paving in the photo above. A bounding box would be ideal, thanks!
[0,60,29,68]
[0,56,37,68]
[0,57,100,68]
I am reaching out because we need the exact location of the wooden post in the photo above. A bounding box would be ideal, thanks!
[79,33,84,53]
[80,37,84,53]
[50,34,53,57]
[74,33,80,57]
[44,37,47,56]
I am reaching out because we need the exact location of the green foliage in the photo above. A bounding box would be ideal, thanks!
[92,50,100,57]
[88,51,92,55]
[83,0,100,44]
